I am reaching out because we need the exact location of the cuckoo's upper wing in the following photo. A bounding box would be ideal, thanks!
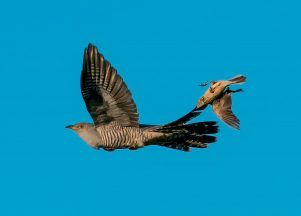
[81,44,139,127]
[212,92,240,130]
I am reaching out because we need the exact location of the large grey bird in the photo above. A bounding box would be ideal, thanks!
[66,44,219,152]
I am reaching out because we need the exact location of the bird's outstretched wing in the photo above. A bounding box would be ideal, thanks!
[212,92,240,129]
[81,44,139,127]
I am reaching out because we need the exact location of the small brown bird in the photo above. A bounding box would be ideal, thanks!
[196,75,246,110]
[195,75,246,129]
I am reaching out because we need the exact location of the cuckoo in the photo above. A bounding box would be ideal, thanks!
[66,44,219,152]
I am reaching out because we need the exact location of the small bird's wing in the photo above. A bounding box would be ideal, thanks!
[81,44,139,127]
[212,93,240,129]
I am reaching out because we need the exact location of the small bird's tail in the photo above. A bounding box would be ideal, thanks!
[148,121,218,151]
[229,75,246,84]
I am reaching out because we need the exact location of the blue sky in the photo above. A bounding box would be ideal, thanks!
[0,0,300,215]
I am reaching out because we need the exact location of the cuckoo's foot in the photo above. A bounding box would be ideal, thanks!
[129,147,139,151]
[103,147,115,152]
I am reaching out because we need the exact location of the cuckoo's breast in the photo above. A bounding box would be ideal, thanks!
[96,124,145,148]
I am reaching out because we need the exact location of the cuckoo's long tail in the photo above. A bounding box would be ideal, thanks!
[229,75,246,84]
[150,121,218,151]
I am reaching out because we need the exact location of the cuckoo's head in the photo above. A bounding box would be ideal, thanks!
[65,123,99,149]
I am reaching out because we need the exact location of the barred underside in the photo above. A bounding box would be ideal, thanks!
[95,123,147,149]
[94,121,218,152]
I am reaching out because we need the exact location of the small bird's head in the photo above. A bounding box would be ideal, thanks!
[65,123,92,132]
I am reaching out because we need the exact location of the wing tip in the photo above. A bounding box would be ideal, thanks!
[86,43,99,57]
[87,43,95,49]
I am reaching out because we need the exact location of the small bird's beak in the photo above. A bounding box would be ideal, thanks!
[199,81,209,87]
[65,125,74,129]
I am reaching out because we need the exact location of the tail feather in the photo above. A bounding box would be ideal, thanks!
[165,108,203,126]
[158,143,191,152]
[152,121,219,151]
[229,75,246,84]
[157,122,218,134]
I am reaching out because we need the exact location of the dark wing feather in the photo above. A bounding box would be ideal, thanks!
[165,107,205,127]
[81,44,139,127]
[212,92,240,130]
